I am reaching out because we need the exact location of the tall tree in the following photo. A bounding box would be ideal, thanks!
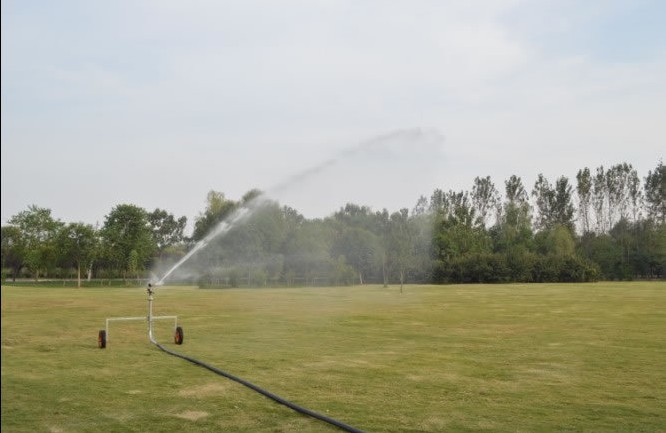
[606,163,637,226]
[57,222,98,287]
[1,225,24,281]
[593,166,607,233]
[532,174,554,232]
[434,190,489,260]
[576,168,593,233]
[492,176,533,280]
[241,188,263,205]
[374,208,392,287]
[409,210,435,284]
[552,176,575,232]
[644,160,666,223]
[627,168,642,222]
[192,191,238,242]
[331,226,380,285]
[429,188,448,214]
[333,203,376,232]
[7,206,63,280]
[505,175,529,205]
[412,195,429,216]
[387,208,416,292]
[229,198,287,285]
[147,208,187,256]
[330,203,389,284]
[100,204,156,281]
[532,174,574,232]
[471,176,500,228]
[283,219,334,286]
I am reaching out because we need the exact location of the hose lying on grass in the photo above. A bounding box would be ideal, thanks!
[152,340,369,433]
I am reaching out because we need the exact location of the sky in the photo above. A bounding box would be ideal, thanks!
[2,0,665,232]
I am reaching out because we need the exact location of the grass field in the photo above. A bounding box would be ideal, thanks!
[2,282,665,433]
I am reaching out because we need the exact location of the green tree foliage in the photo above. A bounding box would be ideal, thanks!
[192,191,237,242]
[57,222,98,287]
[628,168,643,222]
[576,168,593,234]
[552,177,575,232]
[194,197,331,288]
[432,191,494,283]
[412,195,429,216]
[593,166,608,233]
[579,233,619,279]
[434,191,490,260]
[532,174,575,233]
[1,225,24,281]
[220,199,287,286]
[127,249,140,280]
[100,204,156,281]
[487,176,535,282]
[535,224,576,257]
[606,163,639,227]
[406,210,434,285]
[3,159,662,285]
[533,174,554,232]
[493,176,533,255]
[429,188,448,214]
[331,205,382,284]
[374,209,392,286]
[7,205,63,280]
[387,209,415,292]
[147,208,187,254]
[471,176,500,228]
[644,160,666,223]
[146,208,188,281]
[283,219,335,286]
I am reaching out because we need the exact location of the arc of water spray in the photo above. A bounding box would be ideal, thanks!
[266,128,444,198]
[155,205,254,285]
[154,128,444,285]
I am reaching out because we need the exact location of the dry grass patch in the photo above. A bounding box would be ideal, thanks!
[173,410,209,421]
[178,381,230,398]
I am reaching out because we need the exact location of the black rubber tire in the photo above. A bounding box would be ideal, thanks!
[98,330,107,349]
[174,326,184,345]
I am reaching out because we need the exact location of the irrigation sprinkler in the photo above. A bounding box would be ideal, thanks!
[94,204,368,432]
[94,281,368,433]
[97,283,183,349]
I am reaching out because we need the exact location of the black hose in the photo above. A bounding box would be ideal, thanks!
[153,341,369,433]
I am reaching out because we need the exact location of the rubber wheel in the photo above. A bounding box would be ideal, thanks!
[174,326,184,345]
[98,330,107,349]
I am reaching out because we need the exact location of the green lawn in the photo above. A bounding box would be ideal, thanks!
[2,282,665,433]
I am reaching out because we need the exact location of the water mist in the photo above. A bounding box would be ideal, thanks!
[151,128,445,285]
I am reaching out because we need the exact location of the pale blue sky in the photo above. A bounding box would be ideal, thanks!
[2,0,664,229]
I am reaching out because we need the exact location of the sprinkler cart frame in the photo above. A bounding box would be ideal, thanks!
[97,283,184,348]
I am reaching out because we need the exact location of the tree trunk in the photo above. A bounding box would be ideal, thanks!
[77,263,81,288]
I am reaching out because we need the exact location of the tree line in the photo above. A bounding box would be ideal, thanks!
[2,160,664,287]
